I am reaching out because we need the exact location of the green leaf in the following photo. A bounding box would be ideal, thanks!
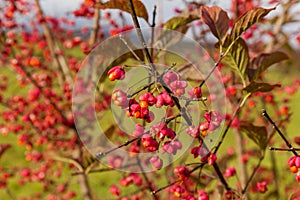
[95,0,148,21]
[200,6,229,41]
[247,52,289,81]
[221,38,249,82]
[229,7,275,42]
[240,122,268,150]
[163,14,199,31]
[244,81,281,93]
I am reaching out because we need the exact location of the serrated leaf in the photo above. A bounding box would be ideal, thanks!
[240,123,268,150]
[95,0,148,21]
[230,7,275,42]
[221,38,249,82]
[164,15,199,31]
[244,82,281,93]
[200,6,229,41]
[247,52,289,81]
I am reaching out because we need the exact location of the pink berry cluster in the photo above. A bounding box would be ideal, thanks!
[163,72,188,96]
[186,110,223,138]
[174,166,190,181]
[288,156,300,184]
[111,88,175,122]
[169,184,210,199]
[120,173,143,187]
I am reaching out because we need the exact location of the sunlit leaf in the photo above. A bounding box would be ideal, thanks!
[200,6,229,41]
[247,51,289,81]
[221,38,249,81]
[240,122,268,150]
[95,0,148,21]
[244,81,281,93]
[163,15,199,31]
[229,7,275,42]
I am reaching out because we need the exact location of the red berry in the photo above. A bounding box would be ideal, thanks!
[108,66,125,81]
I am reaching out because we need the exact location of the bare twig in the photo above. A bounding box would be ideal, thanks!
[150,5,157,57]
[128,0,156,71]
[95,135,142,159]
[242,155,264,194]
[262,109,298,156]
[269,147,300,151]
[199,54,223,88]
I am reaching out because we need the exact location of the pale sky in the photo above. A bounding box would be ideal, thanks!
[38,0,300,48]
[39,0,231,23]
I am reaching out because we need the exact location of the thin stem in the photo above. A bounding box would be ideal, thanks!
[270,150,280,199]
[262,109,298,156]
[269,147,300,151]
[242,155,264,194]
[165,114,182,124]
[128,0,155,71]
[6,188,16,200]
[95,135,142,159]
[199,54,223,88]
[127,81,155,98]
[119,35,145,65]
[136,155,159,200]
[71,163,138,176]
[152,180,181,195]
[150,5,157,57]
[213,94,250,154]
[151,163,204,195]
[212,162,231,191]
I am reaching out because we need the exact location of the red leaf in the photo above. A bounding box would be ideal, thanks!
[200,6,229,41]
[95,0,148,21]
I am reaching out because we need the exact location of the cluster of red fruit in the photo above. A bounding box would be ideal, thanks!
[186,110,223,138]
[108,65,224,171]
[106,64,225,198]
[288,156,300,184]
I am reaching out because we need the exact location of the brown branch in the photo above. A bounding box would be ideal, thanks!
[95,135,142,159]
[34,0,72,84]
[128,0,156,72]
[89,0,101,45]
[150,5,157,57]
[75,147,93,200]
